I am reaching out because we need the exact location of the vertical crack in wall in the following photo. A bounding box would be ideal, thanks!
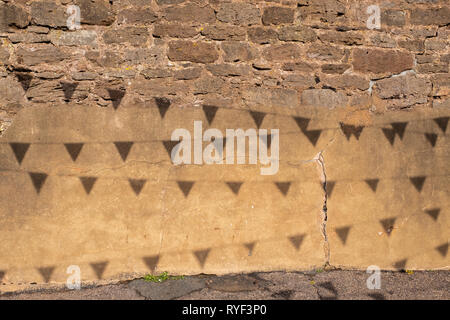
[314,151,330,266]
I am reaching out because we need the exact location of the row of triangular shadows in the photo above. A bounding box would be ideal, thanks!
[325,176,430,198]
[164,103,448,148]
[151,102,317,146]
[10,136,270,165]
[26,172,294,197]
[140,235,309,272]
[38,262,108,283]
[15,73,125,108]
[27,173,148,196]
[170,102,448,142]
[21,172,437,197]
[4,238,445,283]
[340,121,409,143]
[0,261,109,284]
[0,235,306,283]
[393,241,448,270]
[8,117,448,166]
[10,141,137,165]
[380,120,448,147]
[334,209,443,245]
[341,119,448,146]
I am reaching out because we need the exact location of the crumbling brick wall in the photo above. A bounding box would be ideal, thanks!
[0,0,449,134]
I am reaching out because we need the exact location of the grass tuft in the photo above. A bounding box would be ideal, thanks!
[143,271,185,283]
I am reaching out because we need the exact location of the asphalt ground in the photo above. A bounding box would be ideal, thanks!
[0,270,448,300]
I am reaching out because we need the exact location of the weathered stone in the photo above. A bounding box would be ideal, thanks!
[416,54,436,64]
[282,74,316,88]
[105,70,136,79]
[263,44,302,61]
[123,47,165,66]
[103,28,149,46]
[153,23,199,38]
[206,63,252,77]
[75,0,116,26]
[282,62,317,72]
[0,3,30,29]
[242,87,299,108]
[194,76,227,94]
[222,42,254,62]
[0,100,22,119]
[93,81,127,100]
[433,97,450,108]
[71,71,98,81]
[432,74,450,97]
[410,7,450,26]
[252,61,272,70]
[8,33,49,44]
[174,67,202,80]
[262,7,295,25]
[194,76,228,94]
[307,44,345,61]
[424,38,447,51]
[321,64,351,74]
[141,68,173,79]
[49,30,98,47]
[0,47,10,64]
[352,48,414,75]
[156,0,185,4]
[322,74,369,91]
[398,40,425,53]
[27,26,49,34]
[369,33,397,48]
[375,72,431,97]
[348,92,371,107]
[164,4,215,23]
[417,63,448,74]
[131,78,189,97]
[301,89,348,108]
[278,26,317,42]
[437,28,450,41]
[216,3,261,25]
[440,54,450,63]
[381,10,406,27]
[118,8,158,24]
[31,2,67,28]
[319,31,364,46]
[373,73,432,108]
[0,78,26,110]
[27,80,88,103]
[411,27,438,39]
[86,51,124,68]
[299,0,346,24]
[36,71,64,79]
[16,45,67,66]
[248,27,278,44]
[201,26,246,41]
[168,41,219,63]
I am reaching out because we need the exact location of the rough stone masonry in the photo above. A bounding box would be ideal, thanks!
[0,0,449,130]
[0,0,448,288]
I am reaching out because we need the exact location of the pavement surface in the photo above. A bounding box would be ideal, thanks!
[0,270,448,300]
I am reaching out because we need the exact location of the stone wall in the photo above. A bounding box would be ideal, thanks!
[0,0,449,132]
[0,1,449,288]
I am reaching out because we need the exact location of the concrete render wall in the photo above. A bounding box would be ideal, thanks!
[0,0,448,287]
